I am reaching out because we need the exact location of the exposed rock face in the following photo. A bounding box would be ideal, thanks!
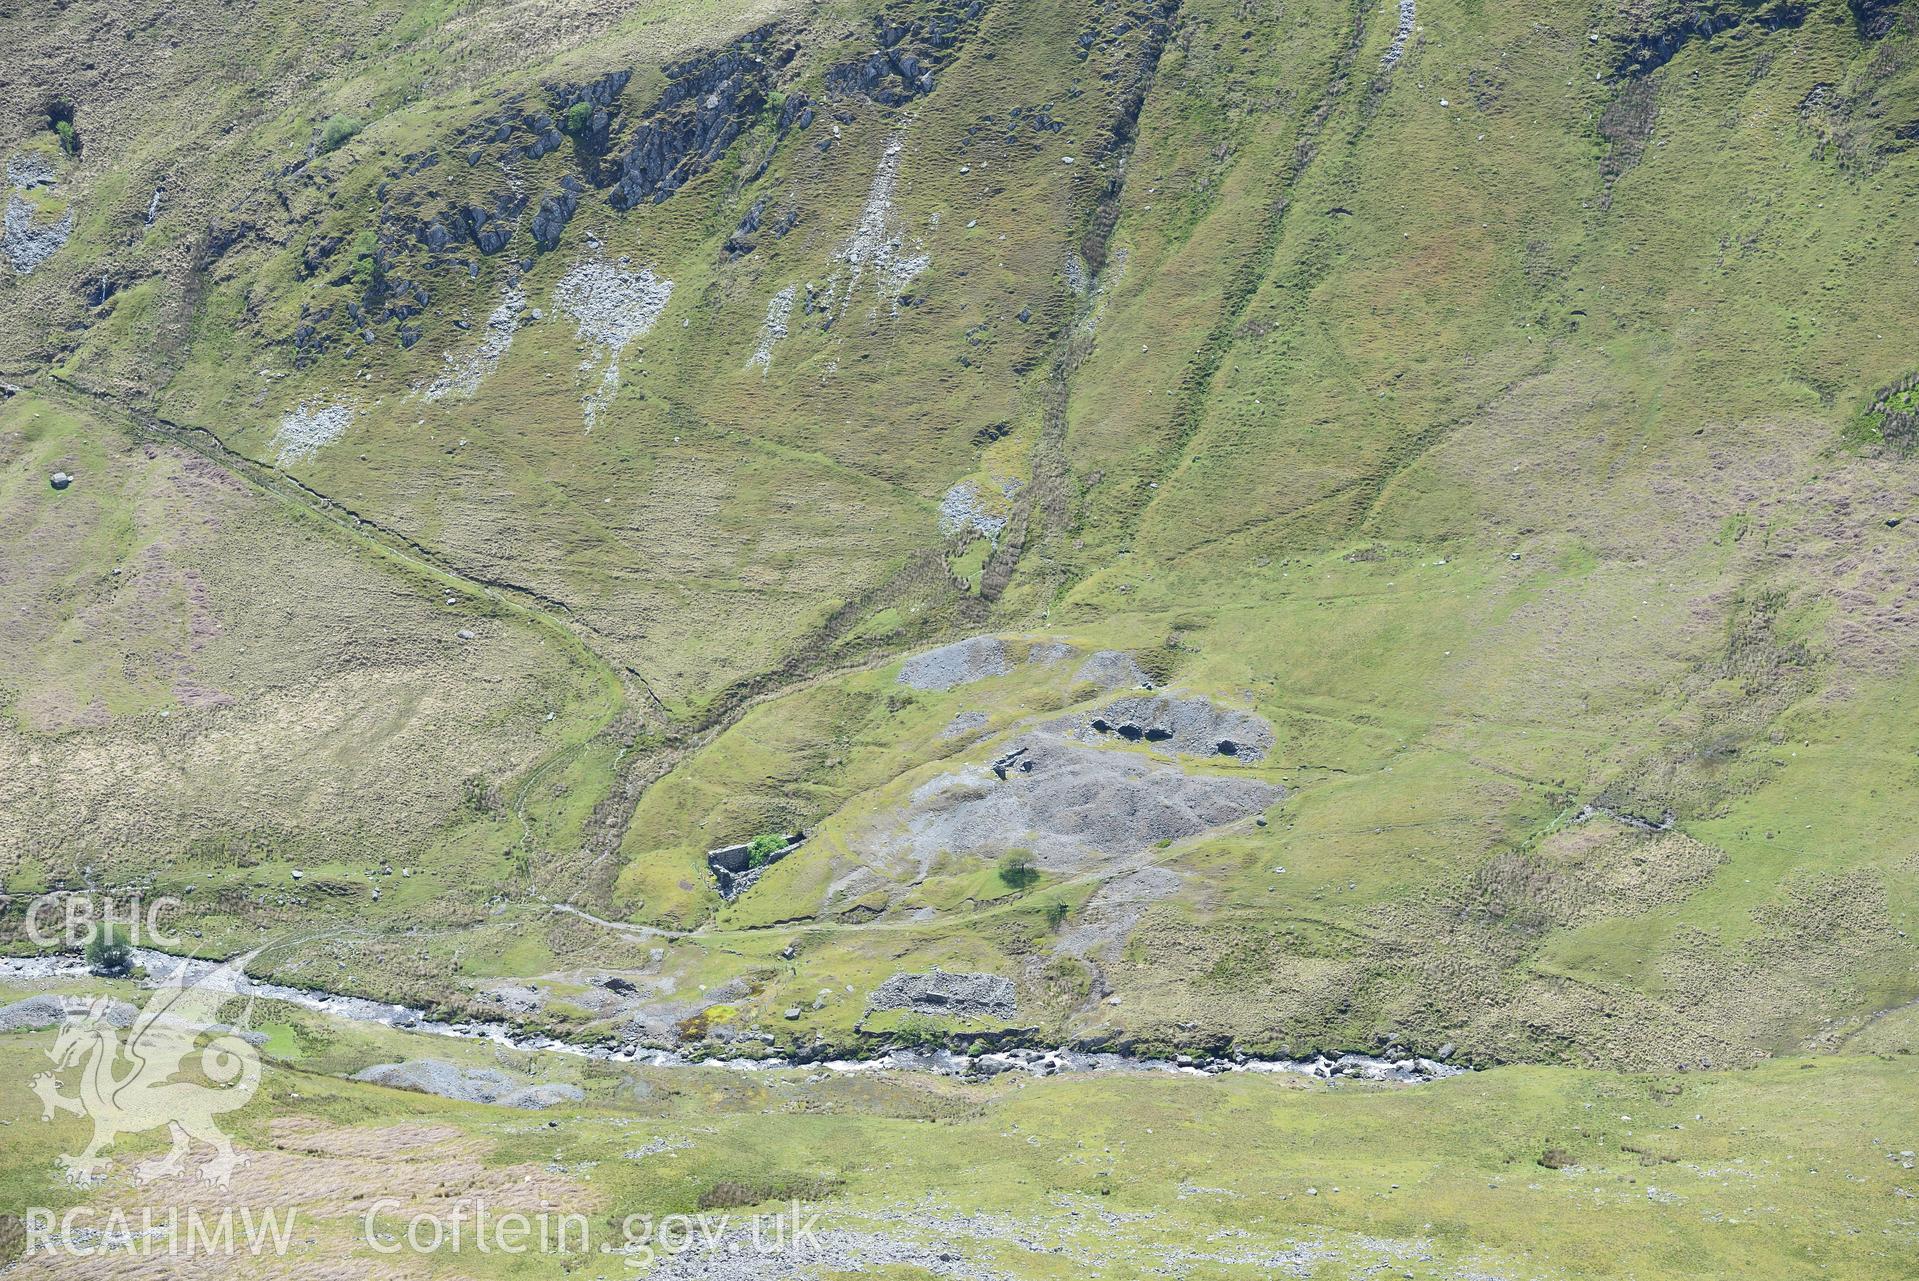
[1596,3,1808,199]
[460,191,525,254]
[531,178,583,250]
[606,28,791,210]
[1849,0,1903,38]
[544,68,632,158]
[725,196,776,257]
[1864,374,1919,450]
[1611,0,1808,79]
[868,970,1017,1020]
[707,833,804,899]
[1069,0,1178,273]
[826,0,992,106]
[306,29,803,354]
[351,1059,584,1108]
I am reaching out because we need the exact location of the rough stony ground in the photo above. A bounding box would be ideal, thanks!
[840,678,1282,909]
[644,1225,1009,1281]
[271,401,354,464]
[5,152,55,189]
[826,135,929,320]
[641,1200,1455,1281]
[1052,866,1184,961]
[554,255,675,430]
[1073,650,1150,690]
[1382,0,1416,69]
[893,734,1281,875]
[896,635,1112,693]
[750,284,796,370]
[897,636,1014,691]
[1052,692,1276,762]
[422,284,525,401]
[4,192,71,275]
[4,150,69,276]
[554,258,674,356]
[0,994,140,1031]
[939,709,991,738]
[938,479,1012,541]
[350,1058,585,1108]
[867,970,1018,1020]
[0,994,78,1032]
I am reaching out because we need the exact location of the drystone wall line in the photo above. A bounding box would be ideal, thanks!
[44,375,630,723]
[40,375,637,894]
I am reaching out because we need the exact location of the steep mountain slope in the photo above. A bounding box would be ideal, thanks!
[4,0,1919,1077]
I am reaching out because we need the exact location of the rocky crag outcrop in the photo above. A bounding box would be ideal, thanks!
[296,26,815,354]
[1609,0,1809,80]
[825,0,991,106]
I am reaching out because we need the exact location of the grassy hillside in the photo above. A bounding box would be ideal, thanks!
[3,0,1919,1077]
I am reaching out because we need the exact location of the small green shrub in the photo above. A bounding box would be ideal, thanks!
[891,1013,945,1048]
[998,850,1038,890]
[319,114,362,153]
[461,775,503,815]
[85,924,131,977]
[564,101,593,134]
[747,832,787,867]
[1044,900,1069,930]
[53,120,78,154]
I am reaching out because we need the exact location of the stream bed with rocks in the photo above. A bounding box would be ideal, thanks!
[0,949,1466,1086]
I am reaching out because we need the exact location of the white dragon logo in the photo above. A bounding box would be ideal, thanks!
[30,950,262,1187]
